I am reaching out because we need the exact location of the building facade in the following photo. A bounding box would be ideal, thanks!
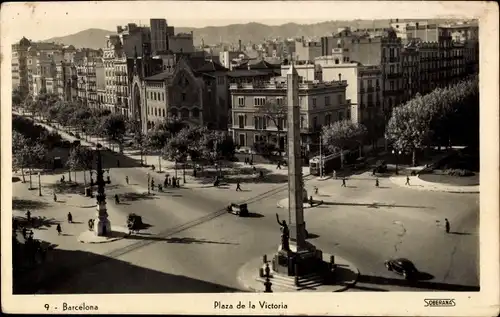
[229,76,349,152]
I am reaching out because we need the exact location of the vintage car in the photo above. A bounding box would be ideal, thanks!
[226,203,249,217]
[127,213,143,230]
[384,258,418,279]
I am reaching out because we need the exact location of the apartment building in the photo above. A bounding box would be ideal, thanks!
[295,37,322,62]
[141,57,218,130]
[229,76,349,152]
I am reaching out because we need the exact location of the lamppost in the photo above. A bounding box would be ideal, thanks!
[29,170,33,190]
[38,172,42,196]
[392,149,402,175]
[94,144,111,236]
[147,172,151,195]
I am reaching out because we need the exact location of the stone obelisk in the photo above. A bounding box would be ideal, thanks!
[286,63,307,252]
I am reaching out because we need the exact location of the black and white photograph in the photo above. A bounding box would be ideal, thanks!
[1,1,498,315]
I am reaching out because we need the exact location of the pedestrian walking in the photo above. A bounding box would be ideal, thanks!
[341,177,347,187]
[53,191,57,202]
[333,170,337,179]
[172,177,176,188]
[249,159,253,165]
[244,157,249,165]
[67,212,73,223]
[405,175,410,186]
[236,181,242,191]
[276,161,281,169]
[375,178,379,187]
[26,210,31,222]
[158,184,163,192]
[314,186,318,195]
[56,224,62,236]
[125,175,129,184]
[107,175,111,183]
[163,177,168,188]
[152,165,156,171]
[309,195,314,207]
[114,194,120,204]
[445,218,450,234]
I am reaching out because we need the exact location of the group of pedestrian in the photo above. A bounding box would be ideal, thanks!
[163,175,180,188]
[244,157,253,166]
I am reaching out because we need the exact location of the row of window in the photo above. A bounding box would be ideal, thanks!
[235,111,347,131]
[236,95,344,108]
[147,91,166,101]
[147,107,201,119]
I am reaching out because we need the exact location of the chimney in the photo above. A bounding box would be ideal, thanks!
[338,73,342,81]
[238,39,242,52]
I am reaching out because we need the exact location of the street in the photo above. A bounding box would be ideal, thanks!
[13,139,479,293]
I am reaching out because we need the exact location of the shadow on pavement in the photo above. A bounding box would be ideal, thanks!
[305,232,320,240]
[351,285,389,291]
[120,192,159,202]
[319,201,432,209]
[357,274,479,291]
[13,246,241,294]
[47,181,121,195]
[13,198,50,211]
[124,235,238,245]
[14,215,61,230]
[450,231,472,236]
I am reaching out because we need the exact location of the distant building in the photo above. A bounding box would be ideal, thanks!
[228,75,349,152]
[295,37,322,62]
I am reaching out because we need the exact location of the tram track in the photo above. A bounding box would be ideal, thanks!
[31,174,312,293]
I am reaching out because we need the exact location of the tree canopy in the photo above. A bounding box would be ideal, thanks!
[321,119,367,153]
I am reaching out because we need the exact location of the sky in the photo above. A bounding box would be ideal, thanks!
[0,1,486,42]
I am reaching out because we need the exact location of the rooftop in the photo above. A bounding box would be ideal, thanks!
[227,69,279,78]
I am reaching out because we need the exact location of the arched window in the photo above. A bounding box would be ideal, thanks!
[171,108,178,117]
[181,108,189,119]
[335,59,339,64]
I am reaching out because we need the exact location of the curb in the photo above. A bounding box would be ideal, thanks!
[389,177,479,193]
[78,236,125,244]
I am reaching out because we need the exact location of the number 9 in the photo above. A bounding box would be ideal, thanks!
[44,304,49,310]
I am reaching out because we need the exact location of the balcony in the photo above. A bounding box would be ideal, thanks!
[386,72,402,79]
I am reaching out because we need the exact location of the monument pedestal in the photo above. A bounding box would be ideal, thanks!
[272,242,325,277]
[94,202,111,236]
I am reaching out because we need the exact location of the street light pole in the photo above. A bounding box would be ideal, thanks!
[147,172,150,195]
[29,170,33,190]
[319,135,323,178]
[38,172,42,196]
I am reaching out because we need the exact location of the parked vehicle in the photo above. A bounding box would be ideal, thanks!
[227,203,249,217]
[384,258,418,279]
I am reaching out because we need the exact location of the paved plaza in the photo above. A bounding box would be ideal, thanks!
[12,121,479,293]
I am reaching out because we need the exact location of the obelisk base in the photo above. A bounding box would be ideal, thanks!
[94,202,111,236]
[272,241,326,277]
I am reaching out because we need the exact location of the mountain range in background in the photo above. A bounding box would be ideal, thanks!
[41,19,454,50]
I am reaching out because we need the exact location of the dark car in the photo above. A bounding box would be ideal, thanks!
[384,258,418,279]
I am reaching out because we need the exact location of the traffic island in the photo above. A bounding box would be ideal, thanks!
[237,250,359,292]
[277,197,324,209]
[77,225,129,244]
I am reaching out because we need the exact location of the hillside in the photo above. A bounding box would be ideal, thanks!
[41,19,453,49]
[42,28,114,49]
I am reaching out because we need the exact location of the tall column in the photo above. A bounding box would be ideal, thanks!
[286,64,307,252]
[94,146,111,236]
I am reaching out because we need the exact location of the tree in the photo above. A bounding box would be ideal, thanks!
[12,131,48,185]
[66,145,87,183]
[147,126,170,172]
[256,100,288,153]
[321,120,367,168]
[385,96,432,166]
[100,113,126,151]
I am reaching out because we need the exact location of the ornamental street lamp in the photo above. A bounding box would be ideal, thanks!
[38,172,42,196]
[392,149,402,175]
[94,144,111,236]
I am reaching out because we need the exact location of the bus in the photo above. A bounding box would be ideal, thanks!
[309,149,358,176]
